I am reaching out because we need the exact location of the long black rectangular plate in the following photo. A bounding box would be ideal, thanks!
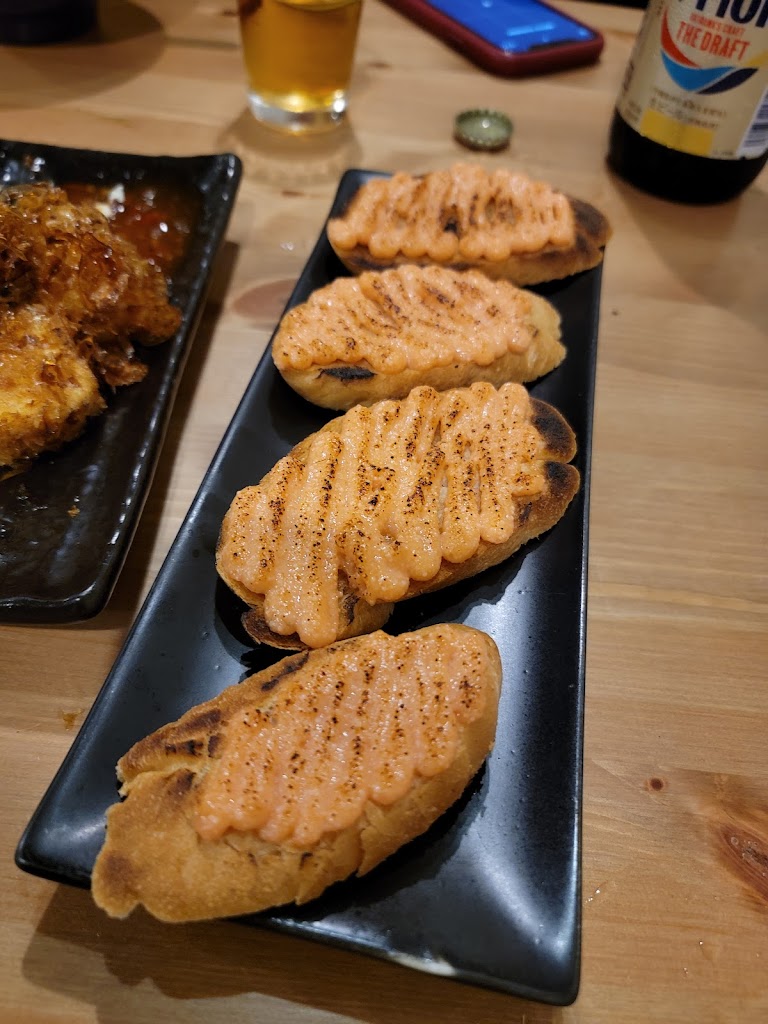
[0,139,242,622]
[16,169,600,1005]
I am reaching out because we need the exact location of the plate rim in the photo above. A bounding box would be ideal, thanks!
[0,138,243,622]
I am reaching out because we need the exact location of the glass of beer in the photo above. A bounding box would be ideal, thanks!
[237,0,363,134]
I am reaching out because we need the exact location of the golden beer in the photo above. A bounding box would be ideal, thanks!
[238,0,363,132]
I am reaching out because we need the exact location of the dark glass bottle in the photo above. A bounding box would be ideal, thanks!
[608,108,768,204]
[606,0,768,204]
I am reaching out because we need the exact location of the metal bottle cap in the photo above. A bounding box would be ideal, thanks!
[454,109,513,152]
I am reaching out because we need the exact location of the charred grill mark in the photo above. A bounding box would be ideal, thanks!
[531,399,576,460]
[207,733,223,757]
[164,738,205,758]
[261,651,310,691]
[168,769,195,797]
[545,460,580,499]
[349,253,390,272]
[320,365,376,381]
[342,589,358,626]
[569,197,610,245]
[519,502,532,525]
[184,708,222,733]
[242,609,307,650]
[425,285,451,306]
[468,192,478,227]
[98,852,136,890]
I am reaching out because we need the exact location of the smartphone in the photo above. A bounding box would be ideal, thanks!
[382,0,604,77]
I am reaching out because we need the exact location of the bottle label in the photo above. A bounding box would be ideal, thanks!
[616,0,768,160]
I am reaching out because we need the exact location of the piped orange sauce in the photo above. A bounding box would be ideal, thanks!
[327,164,575,262]
[273,265,542,373]
[193,627,495,846]
[219,382,546,648]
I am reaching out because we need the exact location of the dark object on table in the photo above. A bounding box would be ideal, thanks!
[0,0,97,45]
[606,0,768,203]
[382,0,603,77]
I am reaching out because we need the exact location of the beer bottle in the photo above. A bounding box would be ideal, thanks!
[607,0,768,203]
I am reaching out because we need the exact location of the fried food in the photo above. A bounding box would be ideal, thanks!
[327,163,611,285]
[272,265,565,409]
[91,624,502,922]
[0,184,181,338]
[217,381,580,650]
[0,182,182,470]
[0,307,104,468]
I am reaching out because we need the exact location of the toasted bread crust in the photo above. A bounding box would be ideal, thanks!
[238,590,394,652]
[333,197,610,285]
[272,266,565,410]
[400,458,579,600]
[91,626,502,923]
[279,338,562,412]
[327,163,611,286]
[217,384,580,651]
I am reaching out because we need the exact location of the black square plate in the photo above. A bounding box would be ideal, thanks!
[16,169,601,1005]
[0,139,242,622]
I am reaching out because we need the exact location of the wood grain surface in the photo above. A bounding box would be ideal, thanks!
[1,2,766,1022]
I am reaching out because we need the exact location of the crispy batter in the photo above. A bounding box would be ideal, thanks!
[0,183,181,384]
[0,183,181,469]
[0,306,104,468]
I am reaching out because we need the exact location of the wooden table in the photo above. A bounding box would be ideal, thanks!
[2,2,766,1021]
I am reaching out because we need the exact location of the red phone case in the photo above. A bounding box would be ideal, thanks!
[382,0,604,77]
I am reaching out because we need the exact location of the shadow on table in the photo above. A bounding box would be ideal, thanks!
[0,1,166,108]
[609,175,768,335]
[22,883,564,1024]
[219,108,364,189]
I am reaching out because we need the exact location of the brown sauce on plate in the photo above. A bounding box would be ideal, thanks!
[63,181,200,274]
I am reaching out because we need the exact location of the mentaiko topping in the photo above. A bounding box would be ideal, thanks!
[218,382,548,649]
[326,163,576,263]
[193,627,495,846]
[272,265,545,374]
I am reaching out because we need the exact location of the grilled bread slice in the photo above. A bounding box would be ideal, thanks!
[327,163,611,286]
[217,381,580,651]
[91,624,502,923]
[272,265,565,410]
